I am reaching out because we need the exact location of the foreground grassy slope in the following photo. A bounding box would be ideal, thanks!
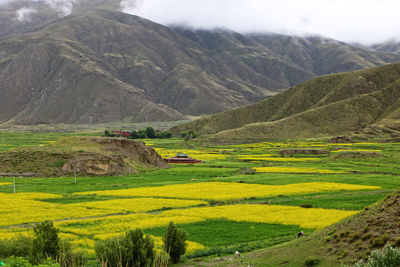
[174,63,400,139]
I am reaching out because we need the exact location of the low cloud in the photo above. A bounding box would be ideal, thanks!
[15,6,37,21]
[120,0,400,45]
[42,0,79,16]
[0,0,81,19]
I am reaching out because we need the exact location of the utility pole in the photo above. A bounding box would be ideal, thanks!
[13,177,15,194]
[73,162,77,185]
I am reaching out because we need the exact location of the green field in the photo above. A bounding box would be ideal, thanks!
[1,132,400,265]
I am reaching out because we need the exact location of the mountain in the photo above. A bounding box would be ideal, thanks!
[173,63,400,140]
[370,40,400,54]
[1,1,400,124]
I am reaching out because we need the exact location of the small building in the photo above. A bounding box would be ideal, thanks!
[112,130,131,138]
[164,153,202,164]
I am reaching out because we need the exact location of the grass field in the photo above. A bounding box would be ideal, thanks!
[1,132,400,265]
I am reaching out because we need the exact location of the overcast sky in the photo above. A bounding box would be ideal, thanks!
[1,0,399,44]
[120,0,400,45]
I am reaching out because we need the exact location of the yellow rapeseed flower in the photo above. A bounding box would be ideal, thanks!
[163,204,357,229]
[254,167,348,174]
[76,182,379,201]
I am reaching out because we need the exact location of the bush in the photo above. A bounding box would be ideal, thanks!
[155,131,172,139]
[145,127,155,139]
[57,240,87,267]
[30,221,60,265]
[163,222,188,264]
[129,130,139,139]
[138,130,147,139]
[95,229,154,267]
[180,131,197,141]
[0,235,32,258]
[354,245,400,267]
[4,256,59,267]
[303,257,320,266]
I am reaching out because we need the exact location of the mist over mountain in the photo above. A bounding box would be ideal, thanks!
[0,0,400,125]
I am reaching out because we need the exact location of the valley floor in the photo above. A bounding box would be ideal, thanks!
[1,132,400,266]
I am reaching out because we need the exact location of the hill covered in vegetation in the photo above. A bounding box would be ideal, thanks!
[174,63,400,140]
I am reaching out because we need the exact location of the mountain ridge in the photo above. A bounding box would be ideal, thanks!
[1,1,400,124]
[173,63,400,140]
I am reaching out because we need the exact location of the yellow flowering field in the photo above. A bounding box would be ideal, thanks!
[76,182,379,201]
[0,182,12,186]
[69,198,207,213]
[155,148,227,160]
[163,204,357,229]
[334,149,382,153]
[237,156,320,162]
[0,192,206,227]
[254,166,348,174]
[0,227,33,240]
[57,213,204,237]
[57,203,357,232]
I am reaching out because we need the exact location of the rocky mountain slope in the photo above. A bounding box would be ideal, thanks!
[1,0,400,124]
[174,63,400,140]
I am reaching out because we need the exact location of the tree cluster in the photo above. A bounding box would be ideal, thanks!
[95,222,188,266]
[0,221,86,267]
[104,127,172,139]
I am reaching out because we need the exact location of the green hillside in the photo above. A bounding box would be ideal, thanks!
[174,63,400,140]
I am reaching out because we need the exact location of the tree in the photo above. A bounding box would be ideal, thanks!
[30,221,60,264]
[95,229,154,267]
[104,130,110,137]
[137,130,147,139]
[129,130,139,139]
[163,222,188,264]
[124,229,154,267]
[145,127,155,139]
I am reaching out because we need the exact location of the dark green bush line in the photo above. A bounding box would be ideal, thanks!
[104,127,172,139]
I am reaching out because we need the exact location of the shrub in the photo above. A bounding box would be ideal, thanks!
[95,229,154,267]
[137,130,147,139]
[371,234,388,248]
[145,127,155,139]
[129,130,139,139]
[0,235,32,258]
[155,131,172,139]
[180,131,197,141]
[30,221,60,265]
[393,237,400,247]
[303,257,320,266]
[4,256,59,267]
[163,222,188,264]
[354,245,400,267]
[57,240,87,267]
[153,251,169,267]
